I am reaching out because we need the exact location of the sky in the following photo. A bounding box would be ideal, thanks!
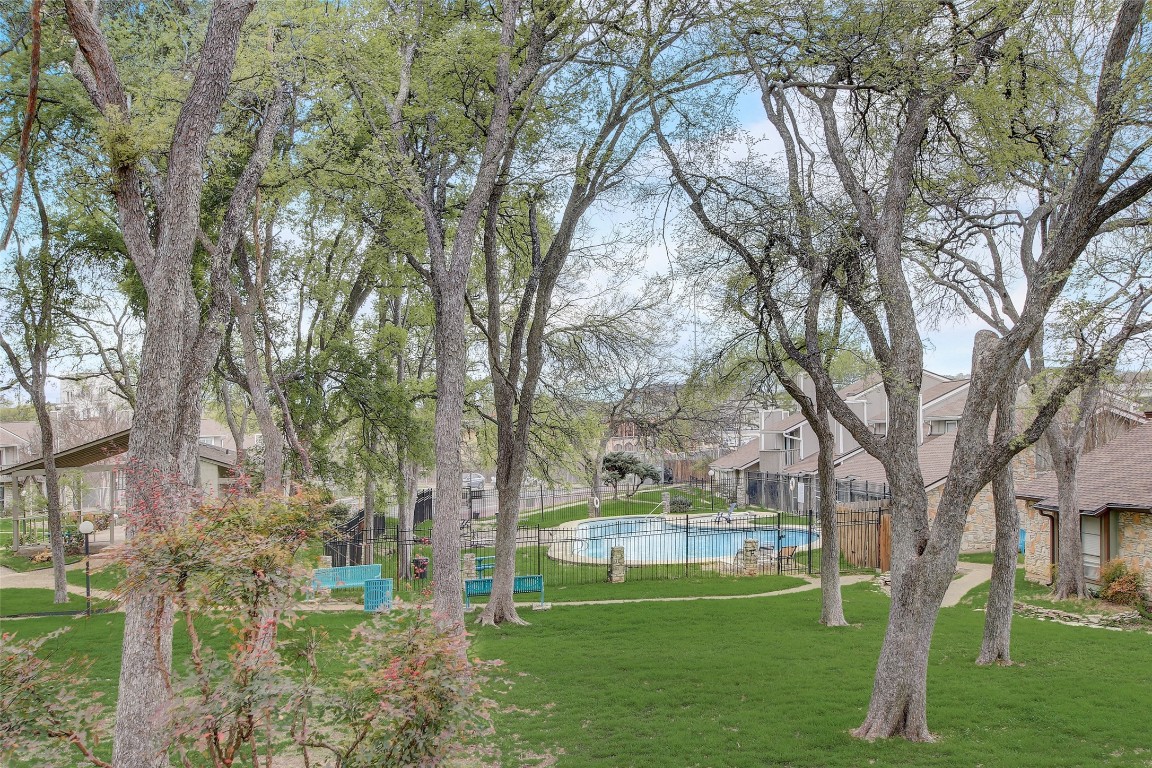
[577,87,994,382]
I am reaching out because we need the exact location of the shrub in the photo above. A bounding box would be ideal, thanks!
[1099,558,1129,586]
[293,608,496,767]
[0,629,108,767]
[669,496,693,514]
[1099,560,1146,608]
[62,530,84,556]
[80,512,111,531]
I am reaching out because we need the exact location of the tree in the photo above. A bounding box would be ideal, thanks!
[472,0,721,625]
[906,3,1152,641]
[652,41,870,627]
[754,0,1152,739]
[342,0,584,627]
[0,177,71,603]
[63,3,290,763]
[602,451,660,497]
[665,0,1152,740]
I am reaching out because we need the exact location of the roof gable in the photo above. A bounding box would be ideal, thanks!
[1017,421,1152,514]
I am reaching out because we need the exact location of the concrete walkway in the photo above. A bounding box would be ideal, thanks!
[941,562,994,608]
[0,550,121,603]
[2,554,998,613]
[547,573,876,607]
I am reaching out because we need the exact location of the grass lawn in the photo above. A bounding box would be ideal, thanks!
[10,574,1152,767]
[470,582,1152,767]
[958,551,1025,565]
[66,563,126,593]
[0,550,83,572]
[0,587,115,616]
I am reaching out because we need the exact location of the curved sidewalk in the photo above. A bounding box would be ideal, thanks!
[1,563,997,613]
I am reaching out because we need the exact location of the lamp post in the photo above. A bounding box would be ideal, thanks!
[78,520,95,617]
[707,469,715,514]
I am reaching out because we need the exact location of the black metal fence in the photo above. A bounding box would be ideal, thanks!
[689,472,889,517]
[323,501,891,587]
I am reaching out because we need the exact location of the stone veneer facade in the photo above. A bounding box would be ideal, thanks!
[926,448,1037,553]
[1022,504,1152,600]
[1118,511,1152,600]
[1022,501,1054,586]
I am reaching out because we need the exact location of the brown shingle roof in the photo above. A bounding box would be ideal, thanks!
[0,429,237,477]
[922,379,970,418]
[781,433,959,489]
[1016,421,1152,514]
[711,439,760,471]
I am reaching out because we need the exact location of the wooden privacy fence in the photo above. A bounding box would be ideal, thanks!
[836,500,891,572]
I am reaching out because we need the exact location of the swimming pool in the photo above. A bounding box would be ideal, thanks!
[557,515,819,565]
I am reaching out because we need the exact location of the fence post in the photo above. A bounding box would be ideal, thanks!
[742,538,758,576]
[684,515,689,577]
[610,546,626,583]
[808,508,814,575]
[877,505,883,570]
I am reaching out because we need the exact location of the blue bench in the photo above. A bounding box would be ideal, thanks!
[475,555,495,575]
[364,578,394,612]
[464,574,544,608]
[311,564,381,592]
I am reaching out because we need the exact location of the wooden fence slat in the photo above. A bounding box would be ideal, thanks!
[835,500,890,571]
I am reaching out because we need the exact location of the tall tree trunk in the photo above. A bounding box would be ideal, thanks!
[363,433,376,567]
[1047,380,1100,600]
[851,476,946,742]
[114,270,200,768]
[480,450,530,625]
[1051,445,1085,599]
[430,293,467,628]
[978,375,1020,664]
[397,455,417,580]
[814,407,847,626]
[234,290,285,492]
[32,398,67,604]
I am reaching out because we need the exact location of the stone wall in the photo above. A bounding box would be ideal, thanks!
[926,484,996,553]
[1022,500,1053,586]
[925,448,1037,554]
[1118,511,1152,600]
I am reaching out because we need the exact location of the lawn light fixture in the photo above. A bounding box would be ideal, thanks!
[78,520,95,617]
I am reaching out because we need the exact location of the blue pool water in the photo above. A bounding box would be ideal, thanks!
[574,516,818,563]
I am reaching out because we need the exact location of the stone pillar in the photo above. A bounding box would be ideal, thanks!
[610,546,626,583]
[661,492,670,515]
[318,555,333,569]
[742,538,759,576]
[462,552,477,580]
[735,470,748,507]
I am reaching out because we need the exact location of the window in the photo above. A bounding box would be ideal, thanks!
[1081,516,1101,581]
[783,433,801,466]
[929,420,959,435]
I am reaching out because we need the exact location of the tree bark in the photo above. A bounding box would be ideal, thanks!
[1051,446,1086,599]
[63,3,279,764]
[815,407,847,626]
[397,455,418,580]
[977,376,1020,665]
[34,400,66,604]
[429,291,468,627]
[233,287,285,492]
[1047,379,1101,599]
